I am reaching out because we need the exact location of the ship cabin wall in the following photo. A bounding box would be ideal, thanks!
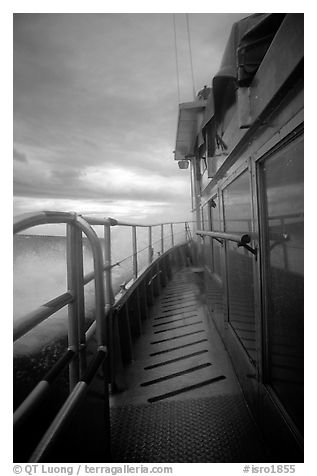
[196,14,303,460]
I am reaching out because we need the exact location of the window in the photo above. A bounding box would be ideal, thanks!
[201,203,213,272]
[260,135,304,432]
[210,195,222,279]
[223,170,256,363]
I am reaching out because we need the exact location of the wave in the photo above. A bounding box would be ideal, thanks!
[13,224,180,356]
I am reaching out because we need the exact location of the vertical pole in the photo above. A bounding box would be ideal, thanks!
[123,304,134,362]
[281,217,288,270]
[135,287,143,335]
[161,224,164,254]
[132,226,138,279]
[148,226,152,265]
[171,223,174,247]
[66,224,80,392]
[74,228,86,377]
[104,223,114,387]
[154,263,161,296]
[104,224,113,306]
[140,279,149,320]
[193,158,203,263]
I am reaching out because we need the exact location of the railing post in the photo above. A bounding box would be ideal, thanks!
[74,227,86,377]
[132,226,138,279]
[161,224,164,254]
[104,223,115,388]
[66,223,81,391]
[104,224,113,306]
[148,226,152,265]
[171,223,174,247]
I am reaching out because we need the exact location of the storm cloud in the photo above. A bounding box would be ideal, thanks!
[13,13,247,223]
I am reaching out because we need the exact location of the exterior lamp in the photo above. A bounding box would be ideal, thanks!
[178,160,189,169]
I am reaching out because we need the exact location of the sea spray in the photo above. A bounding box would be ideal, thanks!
[13,230,140,409]
[13,234,95,355]
[13,229,150,355]
[13,224,185,357]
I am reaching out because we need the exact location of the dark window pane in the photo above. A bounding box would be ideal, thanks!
[262,136,304,432]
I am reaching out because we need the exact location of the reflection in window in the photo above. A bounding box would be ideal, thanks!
[210,195,222,279]
[202,204,213,272]
[202,195,224,330]
[223,171,252,233]
[223,170,256,363]
[262,136,304,433]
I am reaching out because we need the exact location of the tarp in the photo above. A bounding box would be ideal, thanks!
[197,90,215,152]
[213,14,270,82]
[212,13,286,118]
[200,90,215,131]
[174,14,287,161]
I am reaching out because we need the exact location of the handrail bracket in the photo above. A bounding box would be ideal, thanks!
[237,241,258,257]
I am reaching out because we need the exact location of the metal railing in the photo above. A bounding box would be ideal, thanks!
[14,212,107,348]
[82,216,194,286]
[14,214,193,343]
[13,211,193,461]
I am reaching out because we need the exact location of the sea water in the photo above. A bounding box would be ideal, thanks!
[13,224,179,356]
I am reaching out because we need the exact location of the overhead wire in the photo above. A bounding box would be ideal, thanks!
[172,13,181,104]
[185,13,196,100]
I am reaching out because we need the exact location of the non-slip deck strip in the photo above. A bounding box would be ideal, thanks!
[164,288,193,295]
[149,338,208,356]
[161,294,195,303]
[141,363,212,387]
[161,298,196,308]
[163,289,194,297]
[153,315,199,327]
[151,329,205,345]
[153,320,202,334]
[147,375,226,403]
[144,349,208,370]
[160,303,197,313]
[154,311,197,321]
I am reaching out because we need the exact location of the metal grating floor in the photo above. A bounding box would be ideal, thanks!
[111,395,270,463]
[110,268,272,462]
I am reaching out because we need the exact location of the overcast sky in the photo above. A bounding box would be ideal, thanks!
[13,13,248,224]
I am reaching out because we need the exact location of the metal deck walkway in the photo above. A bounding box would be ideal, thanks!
[110,268,272,462]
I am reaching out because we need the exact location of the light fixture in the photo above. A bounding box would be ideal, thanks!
[178,160,189,169]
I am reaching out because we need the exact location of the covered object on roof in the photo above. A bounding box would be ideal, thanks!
[174,13,288,162]
[212,13,286,119]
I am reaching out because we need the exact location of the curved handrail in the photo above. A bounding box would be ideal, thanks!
[14,211,75,234]
[13,211,106,347]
